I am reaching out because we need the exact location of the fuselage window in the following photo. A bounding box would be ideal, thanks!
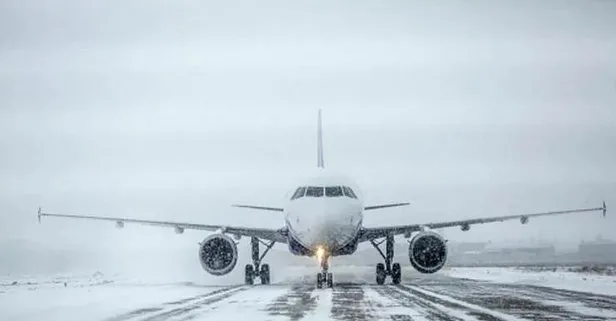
[291,187,306,200]
[343,186,358,199]
[325,186,343,197]
[305,186,324,197]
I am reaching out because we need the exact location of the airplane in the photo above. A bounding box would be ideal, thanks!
[38,110,607,288]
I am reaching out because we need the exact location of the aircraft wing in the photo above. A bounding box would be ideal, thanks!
[37,208,288,243]
[358,202,607,242]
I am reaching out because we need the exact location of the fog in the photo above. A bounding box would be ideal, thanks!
[1,0,615,278]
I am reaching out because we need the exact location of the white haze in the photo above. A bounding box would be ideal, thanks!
[0,0,615,278]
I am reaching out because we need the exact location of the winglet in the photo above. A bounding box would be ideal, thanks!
[603,201,607,217]
[37,206,42,223]
[317,109,324,168]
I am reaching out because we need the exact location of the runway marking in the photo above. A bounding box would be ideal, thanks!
[265,284,318,321]
[102,285,246,321]
[311,287,333,321]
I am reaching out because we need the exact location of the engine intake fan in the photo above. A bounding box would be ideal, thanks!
[198,234,238,276]
[408,231,448,274]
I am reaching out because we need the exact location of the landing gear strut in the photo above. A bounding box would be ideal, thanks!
[245,237,275,285]
[370,234,401,285]
[316,252,333,289]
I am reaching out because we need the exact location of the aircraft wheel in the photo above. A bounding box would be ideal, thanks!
[260,264,270,285]
[245,264,254,285]
[326,273,333,288]
[376,263,386,285]
[392,262,401,285]
[316,273,324,289]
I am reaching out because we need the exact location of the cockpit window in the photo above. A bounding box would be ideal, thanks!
[325,186,343,197]
[342,186,358,199]
[305,186,324,197]
[291,187,306,200]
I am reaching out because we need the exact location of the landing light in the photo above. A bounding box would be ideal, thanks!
[315,246,325,265]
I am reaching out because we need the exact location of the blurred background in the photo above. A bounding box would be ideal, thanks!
[1,0,615,281]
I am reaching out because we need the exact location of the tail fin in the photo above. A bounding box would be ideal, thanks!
[317,109,325,168]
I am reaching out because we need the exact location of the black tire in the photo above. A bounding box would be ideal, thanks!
[392,262,401,285]
[316,273,323,289]
[245,264,254,285]
[326,273,333,288]
[376,263,386,285]
[260,264,270,285]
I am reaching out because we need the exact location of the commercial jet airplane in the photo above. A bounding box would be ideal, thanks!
[38,111,607,288]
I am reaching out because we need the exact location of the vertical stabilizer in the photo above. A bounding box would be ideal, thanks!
[317,109,325,168]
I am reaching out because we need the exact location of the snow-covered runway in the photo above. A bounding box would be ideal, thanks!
[3,267,616,321]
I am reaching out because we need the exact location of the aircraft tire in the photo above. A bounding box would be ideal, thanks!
[316,273,324,289]
[260,264,270,285]
[376,263,386,285]
[392,262,401,285]
[245,264,254,285]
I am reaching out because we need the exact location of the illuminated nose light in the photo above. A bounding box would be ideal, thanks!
[315,246,325,265]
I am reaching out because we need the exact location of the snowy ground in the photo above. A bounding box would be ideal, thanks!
[443,266,616,296]
[2,266,616,321]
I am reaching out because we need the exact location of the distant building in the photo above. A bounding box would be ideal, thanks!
[578,238,616,262]
[451,242,490,254]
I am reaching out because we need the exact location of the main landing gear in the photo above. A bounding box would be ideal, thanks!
[245,237,276,285]
[370,234,401,285]
[316,251,333,289]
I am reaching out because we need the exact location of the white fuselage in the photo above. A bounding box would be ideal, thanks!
[283,170,364,254]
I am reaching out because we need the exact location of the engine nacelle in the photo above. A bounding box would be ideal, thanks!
[408,231,448,274]
[520,216,529,224]
[174,226,184,234]
[198,234,238,276]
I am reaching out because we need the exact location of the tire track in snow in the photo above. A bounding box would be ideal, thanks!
[330,283,375,321]
[372,285,467,321]
[265,283,318,321]
[102,285,245,321]
[411,278,616,320]
[140,286,246,321]
[509,284,616,312]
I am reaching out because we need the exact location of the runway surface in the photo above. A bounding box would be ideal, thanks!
[104,270,616,321]
[3,267,616,321]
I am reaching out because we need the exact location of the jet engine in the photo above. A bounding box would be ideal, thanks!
[408,231,448,274]
[198,234,238,276]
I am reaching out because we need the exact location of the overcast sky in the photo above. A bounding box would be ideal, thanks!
[1,0,615,261]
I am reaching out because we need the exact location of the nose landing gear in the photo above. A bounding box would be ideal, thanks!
[316,252,333,288]
[370,234,402,285]
[245,237,276,285]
